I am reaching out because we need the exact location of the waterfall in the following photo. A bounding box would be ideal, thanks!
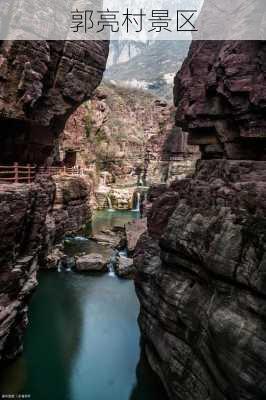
[107,195,114,212]
[136,192,140,211]
[138,177,143,187]
[100,172,108,187]
[107,262,116,277]
[107,251,118,277]
[57,260,62,273]
[132,192,140,212]
[57,256,75,272]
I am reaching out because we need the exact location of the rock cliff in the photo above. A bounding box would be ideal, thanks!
[135,41,266,399]
[0,39,108,362]
[61,82,176,181]
[106,41,190,100]
[0,175,91,363]
[0,40,109,165]
[174,41,266,160]
[61,81,198,201]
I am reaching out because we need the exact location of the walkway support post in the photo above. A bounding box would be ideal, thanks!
[14,162,18,183]
[27,164,31,184]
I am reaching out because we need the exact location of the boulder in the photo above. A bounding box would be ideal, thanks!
[45,247,65,270]
[109,188,135,210]
[75,253,107,272]
[115,256,135,279]
[125,218,147,254]
[90,231,121,248]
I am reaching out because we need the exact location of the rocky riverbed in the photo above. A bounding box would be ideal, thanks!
[45,210,147,280]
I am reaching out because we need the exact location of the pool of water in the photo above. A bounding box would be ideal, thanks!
[64,210,140,259]
[0,211,166,400]
[92,210,140,234]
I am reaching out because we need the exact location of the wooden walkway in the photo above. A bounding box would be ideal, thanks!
[0,163,84,184]
[0,155,185,184]
[97,155,185,163]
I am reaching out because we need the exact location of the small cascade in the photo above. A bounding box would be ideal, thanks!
[138,177,143,187]
[106,195,115,212]
[132,192,141,212]
[57,256,75,273]
[100,171,109,187]
[119,249,128,257]
[72,236,89,241]
[107,262,116,277]
[57,260,62,273]
[107,251,118,277]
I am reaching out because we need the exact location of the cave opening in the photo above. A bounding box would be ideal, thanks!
[63,149,78,168]
[0,118,55,166]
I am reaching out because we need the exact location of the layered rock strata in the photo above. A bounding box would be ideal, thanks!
[0,39,108,362]
[60,81,199,205]
[0,177,53,362]
[0,40,109,165]
[135,40,266,400]
[0,175,91,362]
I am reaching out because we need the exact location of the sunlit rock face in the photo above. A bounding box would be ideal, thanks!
[0,39,109,362]
[60,82,199,198]
[0,40,109,165]
[135,40,266,400]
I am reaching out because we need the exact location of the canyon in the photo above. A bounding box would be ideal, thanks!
[0,39,194,367]
[134,41,266,399]
[60,80,198,210]
[0,40,109,362]
[0,31,265,400]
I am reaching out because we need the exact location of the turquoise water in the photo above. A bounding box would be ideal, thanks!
[91,210,140,233]
[64,210,140,258]
[0,211,166,400]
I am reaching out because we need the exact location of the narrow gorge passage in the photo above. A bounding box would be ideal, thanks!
[0,39,196,400]
[0,211,166,400]
[1,12,265,400]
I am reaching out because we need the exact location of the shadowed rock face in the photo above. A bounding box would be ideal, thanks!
[0,39,108,362]
[174,41,266,160]
[0,175,92,363]
[0,40,109,164]
[135,40,266,400]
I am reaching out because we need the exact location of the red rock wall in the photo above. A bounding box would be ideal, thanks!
[135,40,266,400]
[174,41,266,160]
[0,41,109,165]
[0,39,109,362]
[61,83,199,190]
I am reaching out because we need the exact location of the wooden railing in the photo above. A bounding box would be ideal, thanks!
[0,163,36,184]
[0,155,189,184]
[0,164,86,184]
[38,166,85,176]
[160,156,186,162]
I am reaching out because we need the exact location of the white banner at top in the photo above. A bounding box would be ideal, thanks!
[1,0,266,40]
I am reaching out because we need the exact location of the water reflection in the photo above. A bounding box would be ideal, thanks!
[0,211,166,400]
[0,357,27,395]
[65,210,140,259]
[91,210,140,234]
[130,348,167,400]
[1,272,166,400]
